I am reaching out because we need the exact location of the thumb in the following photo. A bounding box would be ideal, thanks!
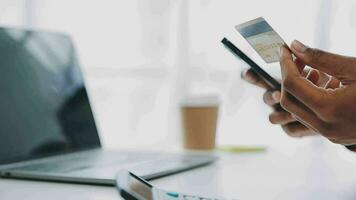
[290,40,356,81]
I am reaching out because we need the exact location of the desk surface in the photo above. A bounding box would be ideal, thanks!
[2,143,356,200]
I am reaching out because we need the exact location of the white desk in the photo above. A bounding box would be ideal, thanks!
[1,143,356,200]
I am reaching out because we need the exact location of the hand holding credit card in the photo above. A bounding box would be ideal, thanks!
[235,17,286,63]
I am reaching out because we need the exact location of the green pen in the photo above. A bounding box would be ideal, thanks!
[217,146,267,153]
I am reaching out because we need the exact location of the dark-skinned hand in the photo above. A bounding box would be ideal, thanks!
[279,40,356,148]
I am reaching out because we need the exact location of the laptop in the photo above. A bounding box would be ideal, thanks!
[0,27,215,185]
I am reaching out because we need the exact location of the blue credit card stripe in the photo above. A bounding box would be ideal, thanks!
[238,20,273,38]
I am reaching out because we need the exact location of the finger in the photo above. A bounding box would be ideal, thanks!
[325,77,341,89]
[263,90,281,106]
[280,45,332,116]
[294,57,306,73]
[282,122,318,137]
[317,71,331,87]
[280,89,324,132]
[329,138,356,146]
[306,68,330,88]
[269,111,296,125]
[305,69,331,88]
[290,40,356,80]
[306,69,319,85]
[301,67,310,77]
[241,68,271,89]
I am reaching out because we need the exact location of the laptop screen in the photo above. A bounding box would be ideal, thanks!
[0,28,101,165]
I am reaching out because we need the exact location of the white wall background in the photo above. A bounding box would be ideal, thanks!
[0,0,355,153]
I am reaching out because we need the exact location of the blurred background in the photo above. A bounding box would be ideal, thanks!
[2,0,356,153]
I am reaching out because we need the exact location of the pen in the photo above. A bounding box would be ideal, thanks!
[217,146,267,153]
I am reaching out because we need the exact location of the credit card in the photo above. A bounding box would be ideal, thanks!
[235,17,286,63]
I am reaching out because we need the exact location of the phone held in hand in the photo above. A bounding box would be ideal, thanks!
[221,37,281,90]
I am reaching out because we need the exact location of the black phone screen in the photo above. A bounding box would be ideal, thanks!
[221,37,281,90]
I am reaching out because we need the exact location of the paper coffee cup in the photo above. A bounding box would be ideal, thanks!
[180,96,219,150]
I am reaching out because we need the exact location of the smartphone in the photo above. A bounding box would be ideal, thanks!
[221,37,281,91]
[116,170,236,200]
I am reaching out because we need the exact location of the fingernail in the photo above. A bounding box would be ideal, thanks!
[241,69,251,81]
[240,69,247,79]
[272,91,281,101]
[291,40,307,53]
